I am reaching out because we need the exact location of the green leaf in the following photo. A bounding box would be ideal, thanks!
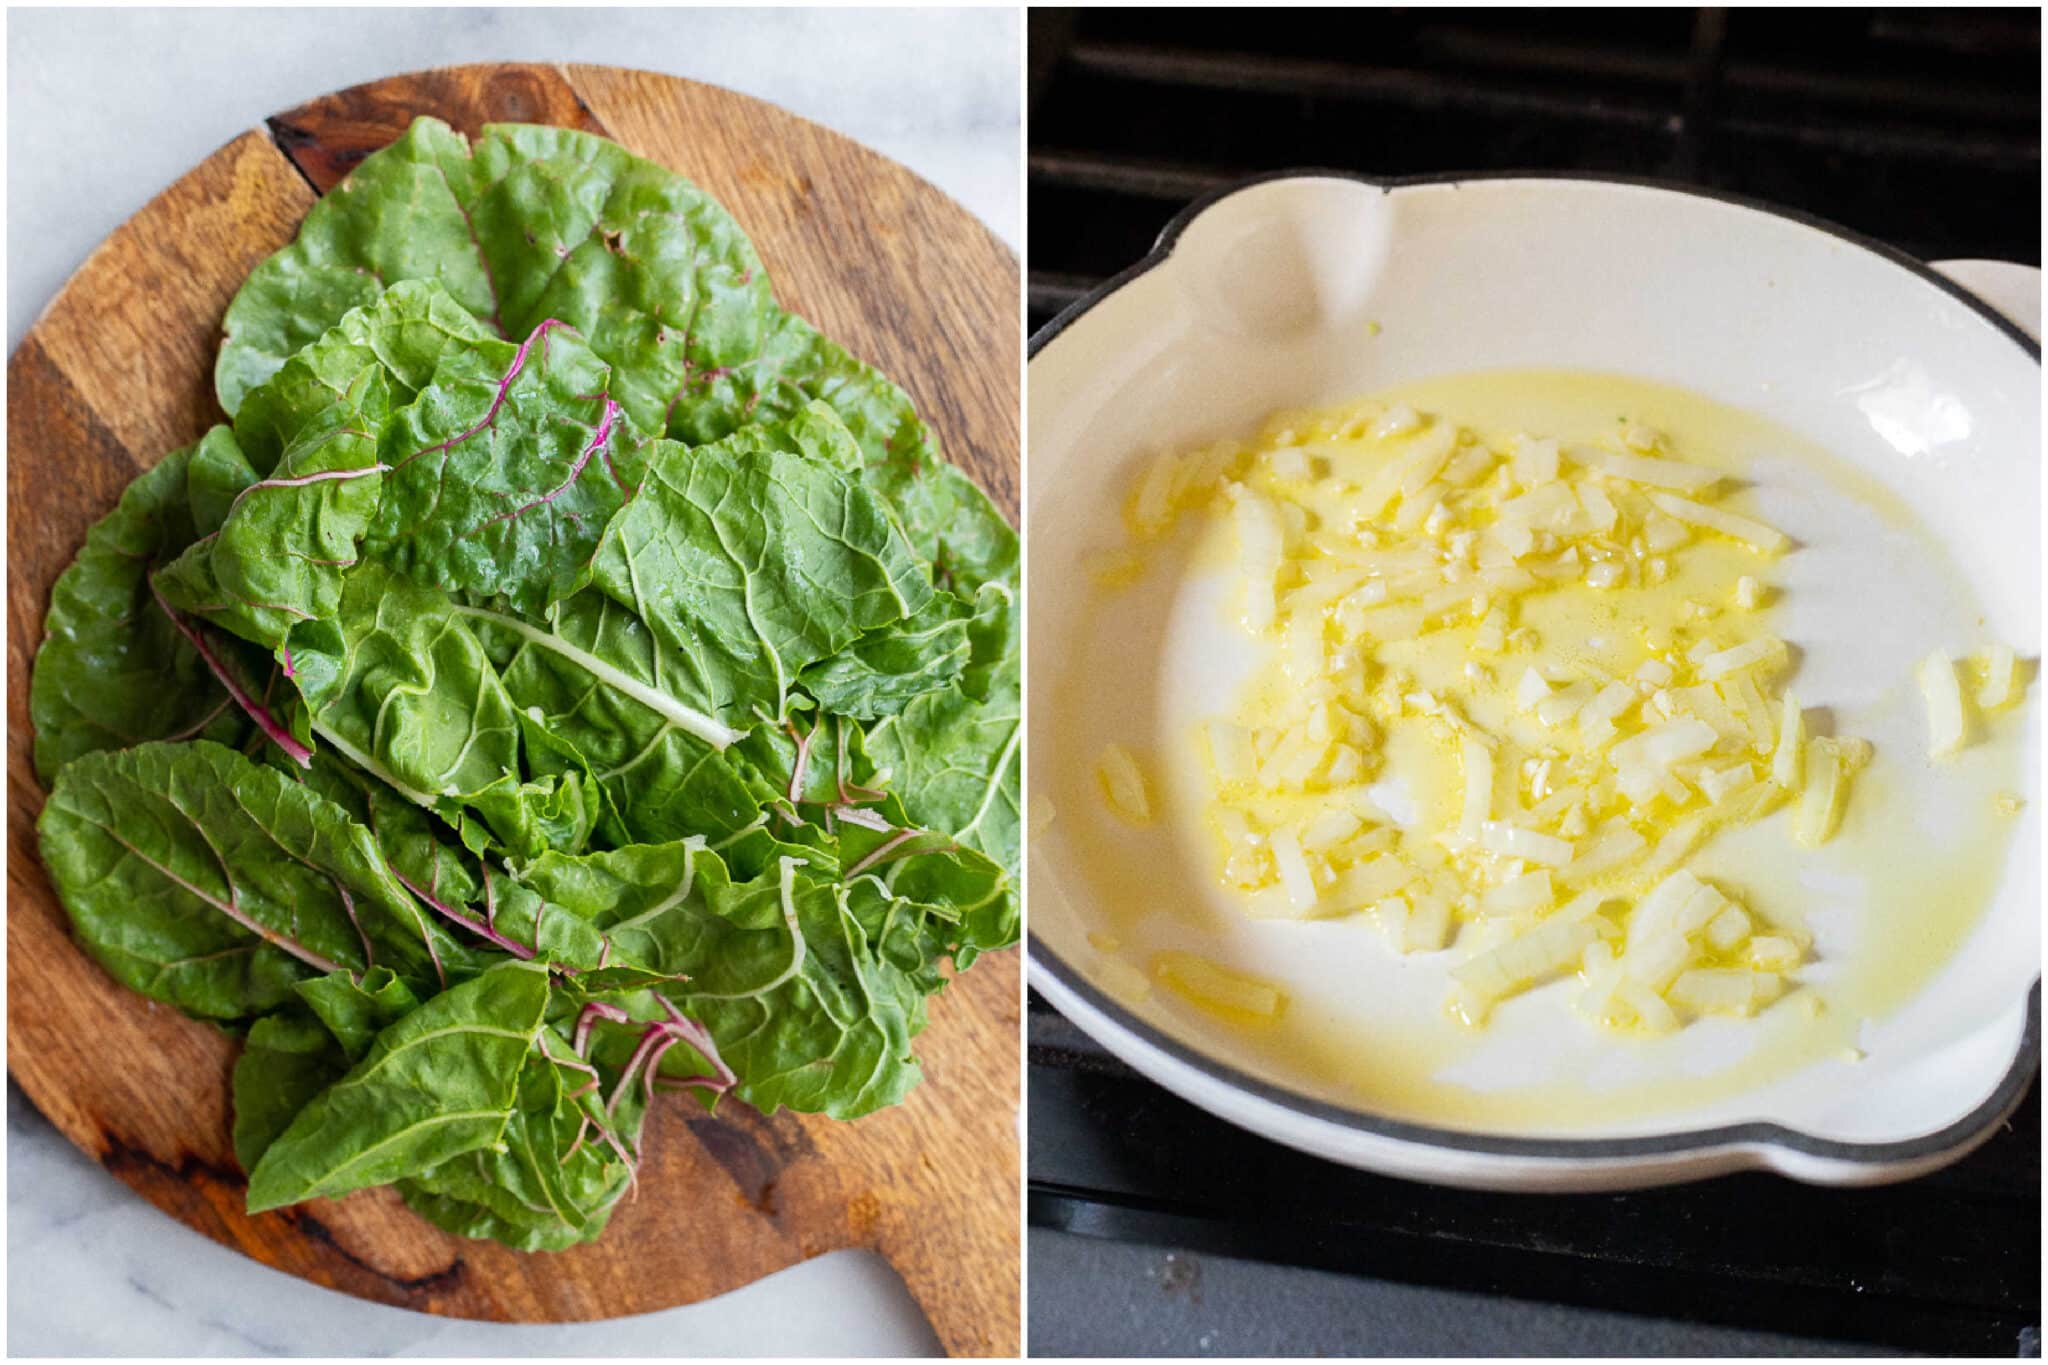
[232,1012,347,1173]
[214,119,1015,599]
[745,312,1020,597]
[156,411,388,650]
[295,967,422,1062]
[36,741,444,1019]
[796,591,973,720]
[863,582,1021,880]
[522,840,939,1117]
[476,590,781,848]
[398,1027,637,1250]
[217,119,772,434]
[29,444,249,784]
[589,403,935,727]
[286,565,525,810]
[233,279,495,475]
[244,959,550,1213]
[161,283,492,649]
[364,321,643,613]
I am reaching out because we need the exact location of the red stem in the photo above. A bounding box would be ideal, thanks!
[148,572,312,768]
[391,871,534,959]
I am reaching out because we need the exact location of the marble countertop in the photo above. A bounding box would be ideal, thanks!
[6,7,1016,1355]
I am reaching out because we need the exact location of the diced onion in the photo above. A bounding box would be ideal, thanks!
[1268,827,1318,911]
[1153,951,1287,1020]
[1566,444,1721,492]
[1097,744,1153,825]
[1917,649,1966,759]
[1771,692,1804,789]
[1698,637,1781,680]
[1233,492,1283,635]
[1459,735,1494,835]
[1978,643,2018,709]
[1646,492,1788,552]
[1478,821,1573,867]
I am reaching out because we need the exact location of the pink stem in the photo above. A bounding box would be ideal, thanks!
[333,881,374,974]
[393,319,564,472]
[392,871,534,959]
[462,396,622,539]
[572,1001,631,1057]
[657,996,737,1092]
[148,572,312,768]
[596,1121,640,1197]
[219,459,388,524]
[606,1026,669,1120]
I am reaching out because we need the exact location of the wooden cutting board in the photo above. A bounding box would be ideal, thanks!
[7,63,1019,1355]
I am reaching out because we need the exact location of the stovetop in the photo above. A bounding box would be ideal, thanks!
[1025,8,2041,1356]
[1029,999,2040,1356]
[1027,7,2041,333]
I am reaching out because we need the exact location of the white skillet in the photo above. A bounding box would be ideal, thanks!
[1027,172,2040,1190]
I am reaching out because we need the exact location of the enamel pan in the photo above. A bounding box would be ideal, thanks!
[1027,170,2041,1191]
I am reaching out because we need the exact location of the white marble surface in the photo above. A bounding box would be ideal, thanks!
[7,5,1020,351]
[6,7,1016,1356]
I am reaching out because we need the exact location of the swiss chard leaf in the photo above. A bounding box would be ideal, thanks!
[475,590,781,847]
[217,119,772,436]
[862,582,1021,882]
[365,320,641,614]
[522,839,940,1118]
[795,591,973,721]
[155,412,388,651]
[244,959,551,1213]
[161,283,496,649]
[215,119,1016,600]
[295,966,422,1062]
[29,443,249,784]
[36,741,446,1019]
[232,1012,347,1172]
[284,566,524,816]
[398,1027,637,1251]
[588,403,935,727]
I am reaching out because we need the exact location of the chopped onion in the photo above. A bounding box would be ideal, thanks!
[1328,854,1417,908]
[1153,951,1287,1020]
[1233,492,1283,635]
[1459,735,1494,835]
[1480,870,1554,917]
[1269,827,1318,911]
[1207,722,1255,785]
[1978,642,2018,709]
[1645,492,1788,553]
[1097,744,1154,825]
[1566,444,1721,492]
[1510,435,1560,485]
[1372,403,1422,438]
[1698,637,1781,680]
[1917,649,1966,758]
[1705,905,1752,952]
[1478,820,1573,867]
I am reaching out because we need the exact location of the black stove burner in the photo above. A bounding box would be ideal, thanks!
[1029,996,2041,1356]
[1027,7,2042,334]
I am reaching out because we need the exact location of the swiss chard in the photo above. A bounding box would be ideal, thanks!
[31,116,1018,1252]
[244,959,552,1213]
[29,443,252,783]
[37,741,447,1018]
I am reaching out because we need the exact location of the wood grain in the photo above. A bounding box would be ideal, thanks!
[7,62,1019,1356]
